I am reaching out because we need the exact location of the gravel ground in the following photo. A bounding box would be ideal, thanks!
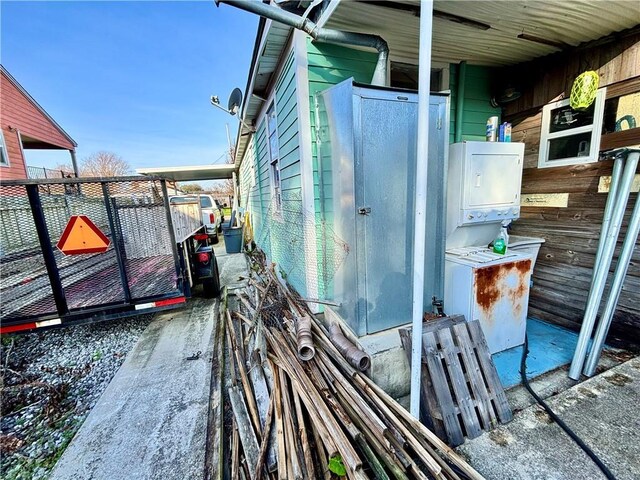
[0,315,154,480]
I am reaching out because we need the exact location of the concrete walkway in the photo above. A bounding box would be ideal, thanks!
[458,356,640,480]
[50,298,217,480]
[51,240,250,480]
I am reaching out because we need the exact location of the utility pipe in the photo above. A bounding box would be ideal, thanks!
[69,150,79,177]
[296,314,316,361]
[569,151,640,379]
[570,154,622,372]
[329,323,371,371]
[454,61,466,143]
[592,156,624,281]
[410,0,434,418]
[215,0,389,86]
[584,150,640,377]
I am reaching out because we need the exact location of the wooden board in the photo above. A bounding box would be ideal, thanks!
[400,319,512,447]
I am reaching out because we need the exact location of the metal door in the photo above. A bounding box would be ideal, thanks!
[356,93,447,333]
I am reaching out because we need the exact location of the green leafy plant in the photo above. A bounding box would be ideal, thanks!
[92,350,103,361]
[328,455,347,477]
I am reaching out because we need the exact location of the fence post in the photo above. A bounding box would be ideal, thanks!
[102,183,132,303]
[26,184,69,316]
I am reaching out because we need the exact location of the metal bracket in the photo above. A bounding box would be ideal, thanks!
[358,207,371,215]
[432,296,445,317]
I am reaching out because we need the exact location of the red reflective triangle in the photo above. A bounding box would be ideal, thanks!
[57,215,110,255]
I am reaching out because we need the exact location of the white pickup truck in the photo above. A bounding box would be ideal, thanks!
[169,194,224,243]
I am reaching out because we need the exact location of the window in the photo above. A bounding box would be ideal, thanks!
[390,62,449,92]
[266,102,282,211]
[538,88,606,168]
[0,130,9,166]
[599,91,640,151]
[199,196,213,208]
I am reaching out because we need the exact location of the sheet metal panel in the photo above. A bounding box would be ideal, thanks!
[317,79,448,335]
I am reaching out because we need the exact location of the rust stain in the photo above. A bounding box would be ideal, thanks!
[474,260,532,320]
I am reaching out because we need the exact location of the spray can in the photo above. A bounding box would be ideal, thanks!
[499,122,512,142]
[486,116,498,142]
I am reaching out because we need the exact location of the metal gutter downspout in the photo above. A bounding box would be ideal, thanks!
[410,0,434,419]
[568,150,640,379]
[583,149,640,376]
[215,0,389,86]
[454,61,466,143]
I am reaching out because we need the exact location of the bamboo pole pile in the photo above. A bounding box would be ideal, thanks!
[219,250,484,480]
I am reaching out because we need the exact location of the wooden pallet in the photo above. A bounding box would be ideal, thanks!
[399,317,512,446]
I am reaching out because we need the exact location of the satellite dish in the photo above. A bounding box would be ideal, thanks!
[228,88,243,116]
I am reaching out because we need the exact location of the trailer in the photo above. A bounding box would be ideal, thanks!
[0,176,220,334]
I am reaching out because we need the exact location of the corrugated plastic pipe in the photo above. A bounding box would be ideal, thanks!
[215,0,389,86]
[569,150,640,380]
[583,150,640,377]
[296,314,316,361]
[329,323,371,371]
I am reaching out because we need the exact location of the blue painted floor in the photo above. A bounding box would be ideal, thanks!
[493,318,589,389]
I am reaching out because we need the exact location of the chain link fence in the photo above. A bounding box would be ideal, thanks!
[255,190,348,301]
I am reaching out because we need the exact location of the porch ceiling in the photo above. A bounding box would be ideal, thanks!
[321,0,640,66]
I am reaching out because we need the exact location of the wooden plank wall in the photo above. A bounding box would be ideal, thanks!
[502,31,640,346]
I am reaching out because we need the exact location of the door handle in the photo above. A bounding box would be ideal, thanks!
[358,207,371,215]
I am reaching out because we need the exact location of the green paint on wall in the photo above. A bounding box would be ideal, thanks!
[306,40,379,299]
[449,63,501,143]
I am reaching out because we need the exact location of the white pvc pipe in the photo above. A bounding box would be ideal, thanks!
[410,0,434,418]
[569,152,639,379]
[583,151,640,376]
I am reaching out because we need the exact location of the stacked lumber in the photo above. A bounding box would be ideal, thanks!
[216,250,484,480]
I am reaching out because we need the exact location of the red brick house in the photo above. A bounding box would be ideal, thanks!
[0,65,78,180]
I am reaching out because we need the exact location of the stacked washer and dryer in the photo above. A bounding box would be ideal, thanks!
[444,142,545,354]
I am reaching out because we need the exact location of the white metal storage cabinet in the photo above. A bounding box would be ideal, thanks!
[315,79,448,336]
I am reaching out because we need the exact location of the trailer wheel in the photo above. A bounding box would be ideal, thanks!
[202,259,220,298]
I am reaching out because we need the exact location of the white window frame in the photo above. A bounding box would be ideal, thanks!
[265,101,282,213]
[538,88,606,169]
[0,129,9,167]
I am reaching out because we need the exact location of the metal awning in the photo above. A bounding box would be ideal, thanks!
[320,0,640,67]
[135,164,235,181]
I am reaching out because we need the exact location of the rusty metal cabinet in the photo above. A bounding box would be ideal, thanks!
[444,248,533,353]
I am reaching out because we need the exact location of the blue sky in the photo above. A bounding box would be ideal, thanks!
[1,1,258,185]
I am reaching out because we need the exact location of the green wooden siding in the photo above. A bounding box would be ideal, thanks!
[306,40,378,298]
[238,49,309,295]
[449,63,501,143]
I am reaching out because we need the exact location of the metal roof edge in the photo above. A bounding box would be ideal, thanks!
[234,17,268,170]
[0,65,78,149]
[315,0,341,29]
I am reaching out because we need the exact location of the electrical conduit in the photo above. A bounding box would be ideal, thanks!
[215,0,389,86]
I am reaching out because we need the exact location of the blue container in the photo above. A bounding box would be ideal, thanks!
[221,221,231,232]
[223,227,243,254]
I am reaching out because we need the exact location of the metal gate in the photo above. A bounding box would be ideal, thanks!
[0,176,184,332]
